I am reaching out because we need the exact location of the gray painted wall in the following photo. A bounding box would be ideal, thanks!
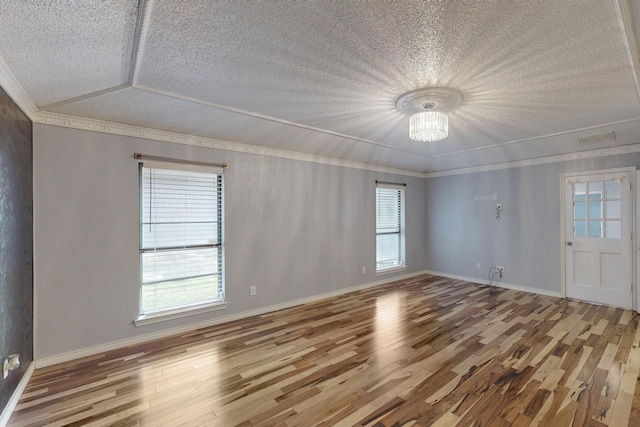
[31,122,640,362]
[0,88,33,413]
[33,124,428,360]
[425,153,640,293]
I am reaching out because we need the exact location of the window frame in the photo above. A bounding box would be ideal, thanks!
[375,182,407,274]
[135,159,226,326]
[572,179,622,239]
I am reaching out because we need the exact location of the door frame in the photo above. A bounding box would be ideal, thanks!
[636,169,640,313]
[559,166,636,310]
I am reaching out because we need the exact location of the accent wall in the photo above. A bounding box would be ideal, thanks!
[0,87,33,414]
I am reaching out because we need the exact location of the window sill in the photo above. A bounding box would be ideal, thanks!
[376,266,407,276]
[134,301,228,327]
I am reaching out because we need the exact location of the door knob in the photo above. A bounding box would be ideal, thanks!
[567,241,573,246]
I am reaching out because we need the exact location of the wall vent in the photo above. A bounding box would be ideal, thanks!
[578,131,616,145]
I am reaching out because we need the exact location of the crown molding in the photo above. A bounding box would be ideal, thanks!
[33,111,640,179]
[33,111,427,178]
[425,143,640,178]
[0,56,38,119]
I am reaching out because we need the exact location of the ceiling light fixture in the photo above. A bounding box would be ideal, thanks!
[396,88,463,142]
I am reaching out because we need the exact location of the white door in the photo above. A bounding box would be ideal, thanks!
[564,171,632,308]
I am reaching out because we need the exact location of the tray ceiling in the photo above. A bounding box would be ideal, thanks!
[1,0,640,173]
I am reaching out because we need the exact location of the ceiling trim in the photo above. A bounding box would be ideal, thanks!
[0,56,37,119]
[129,0,153,86]
[33,111,428,178]
[432,116,640,160]
[134,85,432,159]
[40,85,130,110]
[425,143,640,178]
[614,0,640,104]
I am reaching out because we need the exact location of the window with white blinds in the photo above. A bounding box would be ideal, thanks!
[376,183,405,272]
[139,161,224,315]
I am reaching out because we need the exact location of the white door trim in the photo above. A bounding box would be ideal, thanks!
[560,166,636,309]
[636,170,640,313]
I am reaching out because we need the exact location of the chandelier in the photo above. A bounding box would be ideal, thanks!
[396,88,463,142]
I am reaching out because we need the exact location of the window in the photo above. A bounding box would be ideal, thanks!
[376,182,406,272]
[573,179,621,239]
[138,159,224,321]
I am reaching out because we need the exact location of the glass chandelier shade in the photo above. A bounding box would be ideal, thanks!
[409,111,448,142]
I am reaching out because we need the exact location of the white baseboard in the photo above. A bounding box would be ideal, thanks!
[36,270,431,368]
[424,270,564,299]
[0,361,35,427]
[35,269,563,369]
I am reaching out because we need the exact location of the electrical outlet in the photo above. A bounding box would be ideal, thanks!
[497,203,502,210]
[2,354,19,379]
[496,266,504,275]
[476,262,480,269]
[250,286,256,296]
[362,266,366,274]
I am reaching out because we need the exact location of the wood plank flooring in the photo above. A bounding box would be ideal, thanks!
[8,274,640,426]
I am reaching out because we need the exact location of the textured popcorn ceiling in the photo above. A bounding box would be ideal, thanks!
[1,0,640,172]
[0,0,138,106]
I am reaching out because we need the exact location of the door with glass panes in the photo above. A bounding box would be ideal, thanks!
[564,170,632,308]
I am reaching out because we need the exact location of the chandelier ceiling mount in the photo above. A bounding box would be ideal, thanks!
[396,87,463,142]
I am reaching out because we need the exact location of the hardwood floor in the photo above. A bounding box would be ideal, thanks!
[8,274,640,426]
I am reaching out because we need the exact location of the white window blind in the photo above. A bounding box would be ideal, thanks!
[139,161,224,314]
[376,183,405,272]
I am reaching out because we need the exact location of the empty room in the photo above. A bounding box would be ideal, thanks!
[3,1,640,426]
